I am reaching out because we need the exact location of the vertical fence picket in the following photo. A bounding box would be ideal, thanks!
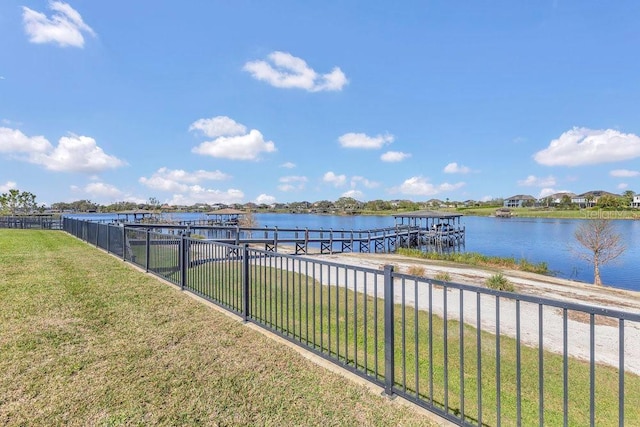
[383,264,395,397]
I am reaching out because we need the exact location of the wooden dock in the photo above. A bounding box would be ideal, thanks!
[126,222,465,255]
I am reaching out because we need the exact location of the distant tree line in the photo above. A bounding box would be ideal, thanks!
[3,188,637,216]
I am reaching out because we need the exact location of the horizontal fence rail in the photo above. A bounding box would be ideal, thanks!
[61,217,640,427]
[0,215,62,229]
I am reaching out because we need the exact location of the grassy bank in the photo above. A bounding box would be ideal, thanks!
[451,206,640,219]
[4,230,638,426]
[0,230,433,426]
[184,257,639,426]
[396,248,550,275]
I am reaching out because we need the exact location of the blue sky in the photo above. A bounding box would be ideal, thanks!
[1,1,640,206]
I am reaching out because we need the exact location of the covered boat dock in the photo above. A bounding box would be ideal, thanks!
[393,210,465,247]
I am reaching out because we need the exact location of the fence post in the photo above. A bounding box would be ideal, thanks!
[122,225,126,261]
[179,233,187,290]
[145,228,150,273]
[242,243,250,322]
[106,224,111,254]
[383,264,395,397]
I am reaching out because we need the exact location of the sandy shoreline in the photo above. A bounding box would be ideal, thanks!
[292,251,640,375]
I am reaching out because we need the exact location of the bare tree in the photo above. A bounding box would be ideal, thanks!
[573,219,626,286]
[239,210,257,238]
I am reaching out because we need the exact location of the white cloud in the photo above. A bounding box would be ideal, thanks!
[243,51,347,92]
[538,188,556,198]
[280,162,296,169]
[255,194,276,205]
[397,176,465,196]
[351,176,379,189]
[168,187,244,206]
[139,167,230,192]
[278,175,307,192]
[0,127,51,153]
[191,116,276,160]
[0,181,18,192]
[189,116,246,138]
[338,132,393,149]
[71,182,146,204]
[30,134,126,173]
[443,162,471,174]
[1,128,125,173]
[22,1,95,48]
[323,171,347,187]
[610,169,640,178]
[380,151,411,162]
[534,127,640,166]
[480,195,493,202]
[617,183,628,190]
[341,190,364,199]
[538,188,573,199]
[517,175,556,187]
[84,182,123,199]
[137,169,244,205]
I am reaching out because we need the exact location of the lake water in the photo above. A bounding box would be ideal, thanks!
[250,213,639,291]
[70,212,640,292]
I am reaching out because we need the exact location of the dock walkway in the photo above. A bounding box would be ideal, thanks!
[126,223,465,255]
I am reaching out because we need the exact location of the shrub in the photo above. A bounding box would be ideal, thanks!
[434,271,451,282]
[407,265,426,276]
[485,273,515,292]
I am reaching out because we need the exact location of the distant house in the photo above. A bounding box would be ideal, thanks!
[571,190,618,208]
[542,192,576,206]
[503,195,536,208]
[633,195,640,208]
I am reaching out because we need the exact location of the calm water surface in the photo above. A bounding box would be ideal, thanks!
[72,212,640,292]
[251,213,639,292]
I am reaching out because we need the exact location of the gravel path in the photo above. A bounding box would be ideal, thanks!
[293,252,640,376]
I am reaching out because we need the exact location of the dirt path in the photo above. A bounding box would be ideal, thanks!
[296,251,640,375]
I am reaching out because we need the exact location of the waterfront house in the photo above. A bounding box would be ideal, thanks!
[571,190,618,208]
[543,192,576,206]
[633,195,640,208]
[503,194,536,208]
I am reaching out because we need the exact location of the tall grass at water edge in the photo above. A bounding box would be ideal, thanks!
[397,248,550,275]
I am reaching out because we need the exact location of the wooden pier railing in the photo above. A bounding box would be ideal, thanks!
[123,223,465,255]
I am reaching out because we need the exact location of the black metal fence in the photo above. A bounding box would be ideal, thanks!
[62,217,640,427]
[0,215,62,229]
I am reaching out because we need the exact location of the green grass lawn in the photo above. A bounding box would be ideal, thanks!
[0,230,435,426]
[185,255,640,426]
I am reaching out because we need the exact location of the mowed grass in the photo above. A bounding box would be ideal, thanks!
[186,257,640,426]
[0,230,434,426]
